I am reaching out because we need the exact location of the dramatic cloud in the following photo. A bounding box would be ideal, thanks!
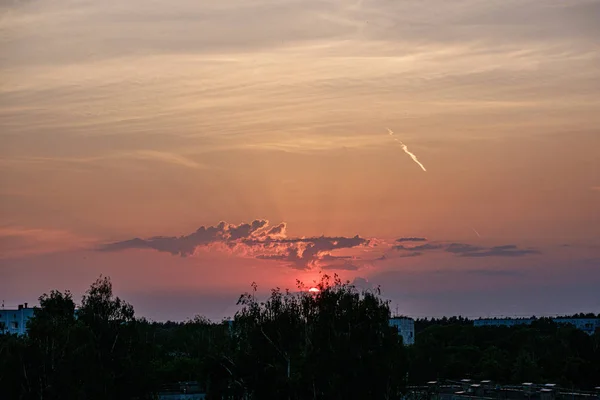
[100,221,369,270]
[100,221,540,270]
[100,221,268,256]
[396,237,428,243]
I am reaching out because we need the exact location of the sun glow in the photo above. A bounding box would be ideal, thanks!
[308,287,320,293]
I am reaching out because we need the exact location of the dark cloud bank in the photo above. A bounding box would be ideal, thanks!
[99,220,368,270]
[99,220,540,271]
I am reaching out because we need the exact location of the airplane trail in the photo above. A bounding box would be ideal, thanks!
[472,227,482,238]
[386,128,427,172]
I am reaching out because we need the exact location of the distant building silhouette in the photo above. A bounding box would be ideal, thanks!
[0,303,34,336]
[389,316,415,345]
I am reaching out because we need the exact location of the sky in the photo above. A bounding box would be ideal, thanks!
[1,0,599,321]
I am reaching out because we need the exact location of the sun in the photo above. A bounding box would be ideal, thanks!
[308,287,320,293]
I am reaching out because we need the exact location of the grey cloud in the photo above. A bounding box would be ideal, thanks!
[266,222,286,236]
[394,243,442,251]
[459,245,540,258]
[351,277,379,291]
[100,221,264,257]
[100,221,369,270]
[228,219,268,240]
[396,237,427,243]
[398,252,422,258]
[320,254,353,261]
[321,262,360,271]
[394,241,539,258]
[255,235,368,270]
[351,277,371,290]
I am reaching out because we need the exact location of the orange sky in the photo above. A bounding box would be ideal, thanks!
[1,0,599,320]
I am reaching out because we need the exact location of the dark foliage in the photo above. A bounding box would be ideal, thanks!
[408,318,600,389]
[0,275,406,399]
[1,277,598,399]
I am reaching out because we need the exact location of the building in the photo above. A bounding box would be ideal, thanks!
[389,317,415,345]
[474,317,600,335]
[0,304,35,336]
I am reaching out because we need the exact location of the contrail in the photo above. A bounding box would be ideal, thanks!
[386,128,427,172]
[471,227,482,238]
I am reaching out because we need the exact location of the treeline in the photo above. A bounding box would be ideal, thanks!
[1,277,599,399]
[414,314,600,334]
[409,320,600,388]
[0,276,407,399]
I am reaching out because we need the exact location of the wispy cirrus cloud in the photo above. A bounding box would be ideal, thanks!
[0,150,208,170]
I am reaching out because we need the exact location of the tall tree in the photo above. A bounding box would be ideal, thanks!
[217,275,408,400]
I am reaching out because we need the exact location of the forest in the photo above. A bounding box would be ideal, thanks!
[1,276,599,399]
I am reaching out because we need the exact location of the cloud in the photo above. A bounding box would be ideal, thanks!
[394,241,540,258]
[100,222,540,269]
[445,243,484,254]
[1,150,209,170]
[459,245,540,258]
[398,252,422,258]
[100,220,370,270]
[445,243,539,257]
[100,221,252,256]
[265,222,287,237]
[396,237,427,243]
[394,243,442,251]
[351,277,377,291]
[321,262,360,271]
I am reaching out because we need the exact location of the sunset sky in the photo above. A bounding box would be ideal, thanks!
[1,0,599,321]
